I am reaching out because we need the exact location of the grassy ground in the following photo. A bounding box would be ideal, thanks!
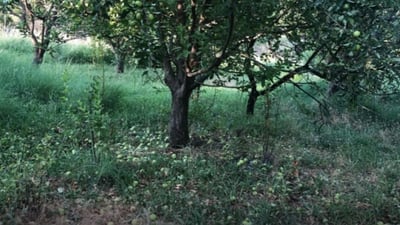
[0,35,399,225]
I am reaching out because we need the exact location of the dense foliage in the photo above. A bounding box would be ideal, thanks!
[288,0,400,96]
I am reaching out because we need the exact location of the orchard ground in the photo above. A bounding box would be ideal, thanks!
[0,34,400,225]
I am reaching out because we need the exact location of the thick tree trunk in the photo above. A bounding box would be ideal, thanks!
[163,56,196,148]
[33,47,45,65]
[168,89,192,148]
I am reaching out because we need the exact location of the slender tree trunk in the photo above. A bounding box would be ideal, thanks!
[115,53,125,73]
[33,47,45,65]
[246,87,259,115]
[246,66,259,115]
[245,39,258,115]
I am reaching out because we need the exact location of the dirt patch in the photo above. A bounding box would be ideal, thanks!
[4,192,173,225]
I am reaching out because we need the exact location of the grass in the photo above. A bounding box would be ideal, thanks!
[0,36,399,225]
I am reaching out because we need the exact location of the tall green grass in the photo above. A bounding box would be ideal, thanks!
[52,41,115,65]
[0,36,33,54]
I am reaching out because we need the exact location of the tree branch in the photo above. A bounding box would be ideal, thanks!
[187,0,236,77]
[259,46,323,95]
[289,81,329,113]
[198,82,250,89]
[260,66,307,95]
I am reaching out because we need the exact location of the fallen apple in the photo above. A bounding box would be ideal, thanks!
[147,13,155,21]
[353,30,361,38]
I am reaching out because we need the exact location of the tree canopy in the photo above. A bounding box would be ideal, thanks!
[288,0,400,97]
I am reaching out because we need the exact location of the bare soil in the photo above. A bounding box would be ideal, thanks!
[2,190,173,225]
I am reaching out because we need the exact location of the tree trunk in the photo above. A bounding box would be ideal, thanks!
[163,56,196,148]
[168,89,192,148]
[115,53,125,73]
[246,88,259,115]
[245,40,258,115]
[33,47,45,65]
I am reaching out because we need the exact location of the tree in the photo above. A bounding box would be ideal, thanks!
[64,0,147,73]
[144,0,283,147]
[5,0,66,64]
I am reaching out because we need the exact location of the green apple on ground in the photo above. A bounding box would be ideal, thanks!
[134,1,142,7]
[149,214,157,221]
[147,13,154,21]
[353,30,361,37]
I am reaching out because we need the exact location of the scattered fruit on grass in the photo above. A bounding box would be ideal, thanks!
[149,213,157,221]
[57,187,65,193]
[147,13,155,21]
[131,219,140,225]
[215,51,223,58]
[237,158,247,167]
[242,218,252,225]
[134,1,142,7]
[353,30,361,37]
